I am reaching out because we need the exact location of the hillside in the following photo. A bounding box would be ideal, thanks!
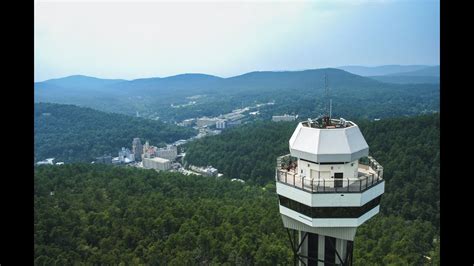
[341,65,440,84]
[34,68,439,122]
[387,65,439,77]
[34,164,439,265]
[34,103,196,163]
[40,75,127,89]
[368,75,439,84]
[337,65,431,76]
[184,120,297,185]
[34,164,292,265]
[185,114,440,227]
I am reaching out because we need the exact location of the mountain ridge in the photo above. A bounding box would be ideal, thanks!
[337,65,438,76]
[35,67,439,122]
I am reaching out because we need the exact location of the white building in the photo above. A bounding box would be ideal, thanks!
[118,147,135,163]
[173,139,188,146]
[112,157,121,164]
[216,119,227,129]
[223,112,245,121]
[275,117,384,265]
[272,114,298,122]
[181,118,196,127]
[36,158,55,165]
[143,157,171,171]
[189,165,218,177]
[196,117,220,127]
[155,145,178,161]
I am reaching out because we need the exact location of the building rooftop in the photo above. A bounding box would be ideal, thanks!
[301,117,354,129]
[289,118,369,163]
[146,157,170,163]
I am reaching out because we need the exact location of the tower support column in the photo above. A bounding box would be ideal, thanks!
[291,230,353,266]
[298,231,308,266]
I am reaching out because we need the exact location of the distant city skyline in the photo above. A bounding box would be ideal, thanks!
[35,0,440,82]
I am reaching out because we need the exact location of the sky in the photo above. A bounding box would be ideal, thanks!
[34,0,440,82]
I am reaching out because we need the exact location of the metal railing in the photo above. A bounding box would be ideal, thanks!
[275,154,383,193]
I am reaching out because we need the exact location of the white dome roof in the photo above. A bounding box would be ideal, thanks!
[289,121,369,163]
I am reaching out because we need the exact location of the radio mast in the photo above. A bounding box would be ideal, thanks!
[323,73,332,127]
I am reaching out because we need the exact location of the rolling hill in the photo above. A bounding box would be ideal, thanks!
[337,65,432,76]
[35,68,439,121]
[354,65,440,84]
[34,113,440,264]
[386,65,439,77]
[40,75,127,89]
[34,103,196,163]
[368,75,439,84]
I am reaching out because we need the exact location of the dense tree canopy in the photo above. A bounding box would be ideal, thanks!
[35,163,439,265]
[184,121,297,185]
[186,114,440,225]
[34,103,196,163]
[34,114,439,265]
[358,114,440,229]
[35,69,439,122]
[35,164,292,265]
[184,114,440,263]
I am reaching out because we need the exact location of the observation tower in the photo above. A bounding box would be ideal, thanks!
[275,116,384,265]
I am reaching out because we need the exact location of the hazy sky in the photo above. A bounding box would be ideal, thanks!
[34,0,440,82]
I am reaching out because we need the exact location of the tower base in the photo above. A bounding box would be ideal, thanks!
[286,229,353,266]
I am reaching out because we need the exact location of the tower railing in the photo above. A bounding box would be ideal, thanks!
[275,154,383,193]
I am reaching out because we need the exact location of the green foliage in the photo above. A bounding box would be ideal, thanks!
[184,121,297,185]
[35,114,440,265]
[357,114,440,228]
[34,103,196,163]
[354,216,437,265]
[35,69,439,122]
[34,164,292,265]
[185,114,440,264]
[186,115,439,225]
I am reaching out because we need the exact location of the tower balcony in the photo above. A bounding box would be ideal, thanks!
[275,154,385,230]
[275,154,383,193]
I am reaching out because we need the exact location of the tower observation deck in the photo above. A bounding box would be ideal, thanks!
[276,117,384,265]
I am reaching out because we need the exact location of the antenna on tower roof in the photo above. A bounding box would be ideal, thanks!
[323,73,332,127]
[324,73,328,116]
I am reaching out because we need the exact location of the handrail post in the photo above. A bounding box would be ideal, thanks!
[311,179,314,192]
[323,179,325,192]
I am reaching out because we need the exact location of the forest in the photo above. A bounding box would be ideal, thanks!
[185,114,439,226]
[35,69,439,122]
[34,103,196,163]
[184,120,298,185]
[35,114,439,265]
[35,164,292,265]
[185,114,440,262]
[35,163,439,265]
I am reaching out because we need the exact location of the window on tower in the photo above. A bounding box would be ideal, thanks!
[278,195,382,218]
